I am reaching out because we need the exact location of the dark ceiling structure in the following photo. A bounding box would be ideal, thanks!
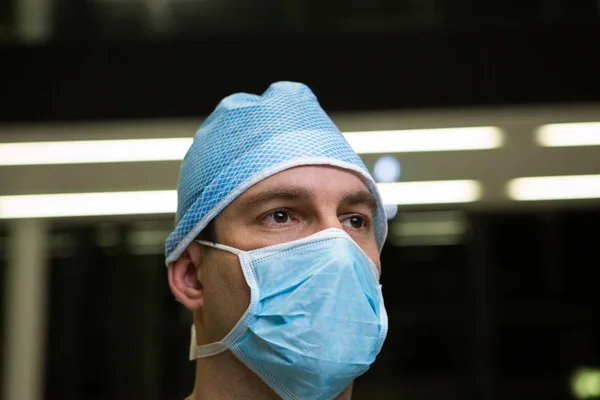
[1,0,599,124]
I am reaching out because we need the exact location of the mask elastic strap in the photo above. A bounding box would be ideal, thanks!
[189,240,249,360]
[195,239,243,255]
[189,325,230,360]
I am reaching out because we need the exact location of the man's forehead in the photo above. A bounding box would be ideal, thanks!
[243,165,369,196]
[229,165,374,211]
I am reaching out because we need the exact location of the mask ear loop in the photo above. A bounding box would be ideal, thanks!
[189,240,259,360]
[196,240,243,255]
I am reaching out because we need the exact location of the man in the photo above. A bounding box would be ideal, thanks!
[165,82,388,400]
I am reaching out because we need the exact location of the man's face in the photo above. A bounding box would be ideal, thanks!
[199,165,381,344]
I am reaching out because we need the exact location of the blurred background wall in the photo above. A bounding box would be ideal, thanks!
[1,1,599,399]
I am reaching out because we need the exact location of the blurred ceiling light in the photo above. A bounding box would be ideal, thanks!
[0,126,503,166]
[343,127,503,154]
[378,180,482,205]
[0,138,193,166]
[536,122,600,147]
[373,156,401,183]
[0,190,177,219]
[383,204,398,220]
[127,229,172,255]
[0,180,481,219]
[571,367,600,400]
[393,220,465,237]
[387,210,468,246]
[507,174,600,201]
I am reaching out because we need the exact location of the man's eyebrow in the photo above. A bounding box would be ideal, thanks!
[234,187,314,212]
[339,190,377,215]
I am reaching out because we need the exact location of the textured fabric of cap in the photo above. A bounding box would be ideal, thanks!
[165,81,387,264]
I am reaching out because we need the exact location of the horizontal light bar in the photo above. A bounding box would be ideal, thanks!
[0,180,483,219]
[343,127,503,154]
[393,220,465,237]
[0,126,503,166]
[506,174,600,201]
[0,191,177,219]
[388,211,468,246]
[536,122,600,147]
[378,180,482,205]
[0,138,193,166]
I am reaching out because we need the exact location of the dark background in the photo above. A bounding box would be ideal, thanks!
[2,0,600,123]
[1,1,600,399]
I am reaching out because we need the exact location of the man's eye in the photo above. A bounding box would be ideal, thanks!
[342,215,366,229]
[265,210,292,225]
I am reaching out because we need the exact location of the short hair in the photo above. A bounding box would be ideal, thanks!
[195,220,217,243]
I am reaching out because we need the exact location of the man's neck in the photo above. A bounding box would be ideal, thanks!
[188,351,353,400]
[190,351,280,400]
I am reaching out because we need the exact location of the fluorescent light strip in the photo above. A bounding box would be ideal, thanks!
[536,122,600,147]
[0,138,193,166]
[506,174,600,201]
[0,190,177,219]
[343,127,503,154]
[378,180,482,205]
[0,127,503,166]
[392,220,466,237]
[0,180,482,219]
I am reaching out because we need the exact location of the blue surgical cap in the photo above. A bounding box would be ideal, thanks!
[165,81,387,264]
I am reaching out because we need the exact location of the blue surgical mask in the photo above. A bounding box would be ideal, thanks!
[191,228,388,400]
